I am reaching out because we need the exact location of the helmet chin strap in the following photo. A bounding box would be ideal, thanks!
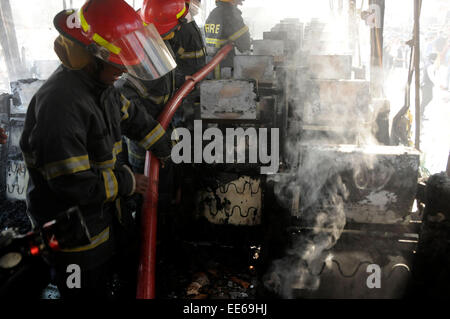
[162,31,176,40]
[162,24,182,40]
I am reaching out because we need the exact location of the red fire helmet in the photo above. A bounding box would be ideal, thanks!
[54,0,176,80]
[141,0,187,37]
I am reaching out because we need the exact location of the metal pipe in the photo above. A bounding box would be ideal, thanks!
[446,152,450,178]
[414,0,422,150]
[0,0,26,80]
[136,43,234,299]
[369,0,385,98]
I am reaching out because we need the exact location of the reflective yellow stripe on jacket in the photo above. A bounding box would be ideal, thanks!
[205,38,227,48]
[61,227,110,253]
[91,141,123,170]
[177,47,206,60]
[228,25,249,42]
[41,155,90,180]
[120,95,131,121]
[102,168,118,202]
[139,123,165,150]
[205,25,249,49]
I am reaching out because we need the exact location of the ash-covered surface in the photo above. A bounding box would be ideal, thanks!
[0,200,30,233]
[156,241,261,299]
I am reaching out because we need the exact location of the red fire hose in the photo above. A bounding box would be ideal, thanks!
[137,43,233,299]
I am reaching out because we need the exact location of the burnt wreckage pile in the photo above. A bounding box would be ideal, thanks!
[0,16,448,299]
[176,17,423,299]
[0,80,42,233]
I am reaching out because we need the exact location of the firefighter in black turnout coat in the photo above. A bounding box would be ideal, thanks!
[19,0,174,298]
[204,0,251,79]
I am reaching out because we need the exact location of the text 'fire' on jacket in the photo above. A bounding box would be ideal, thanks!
[204,1,250,79]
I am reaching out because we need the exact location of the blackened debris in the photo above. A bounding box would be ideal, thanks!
[0,200,30,234]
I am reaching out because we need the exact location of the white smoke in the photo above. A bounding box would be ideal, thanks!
[262,14,386,298]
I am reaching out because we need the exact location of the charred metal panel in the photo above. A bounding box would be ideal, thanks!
[311,144,419,224]
[269,19,303,55]
[5,119,27,201]
[6,160,28,200]
[281,144,420,224]
[291,250,412,299]
[233,56,275,84]
[306,55,352,80]
[197,176,262,226]
[1,80,43,201]
[200,80,258,120]
[0,93,10,198]
[263,31,288,42]
[301,80,371,126]
[252,40,285,60]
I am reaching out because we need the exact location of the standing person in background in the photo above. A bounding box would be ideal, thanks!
[437,35,450,91]
[171,0,206,89]
[204,0,251,79]
[169,0,206,128]
[421,53,438,119]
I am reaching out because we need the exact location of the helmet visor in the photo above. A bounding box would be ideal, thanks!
[111,23,177,81]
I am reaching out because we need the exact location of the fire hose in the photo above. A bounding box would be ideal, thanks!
[136,43,233,299]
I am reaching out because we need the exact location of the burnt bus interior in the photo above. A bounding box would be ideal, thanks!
[1,0,450,299]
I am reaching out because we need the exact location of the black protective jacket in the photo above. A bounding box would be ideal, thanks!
[170,20,206,88]
[204,2,251,78]
[20,65,170,269]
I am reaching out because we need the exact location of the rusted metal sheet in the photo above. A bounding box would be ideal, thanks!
[200,80,258,120]
[233,55,275,84]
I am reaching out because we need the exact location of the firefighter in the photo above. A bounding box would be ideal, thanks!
[171,0,206,89]
[0,127,6,144]
[116,0,188,174]
[204,0,251,79]
[169,0,206,128]
[19,0,174,299]
[115,0,189,249]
